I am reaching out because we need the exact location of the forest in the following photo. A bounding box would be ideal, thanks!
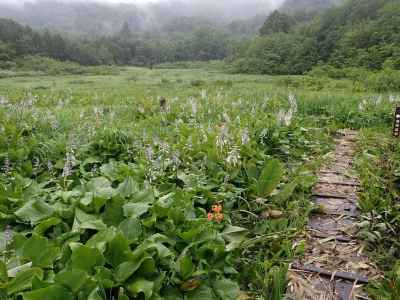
[1,0,398,74]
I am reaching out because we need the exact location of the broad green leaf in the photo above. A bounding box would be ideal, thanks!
[128,278,154,300]
[33,217,61,235]
[139,238,174,260]
[5,268,43,295]
[105,233,132,268]
[70,243,105,274]
[0,231,10,252]
[119,218,142,243]
[22,235,59,268]
[117,177,139,197]
[88,287,104,300]
[72,208,107,232]
[123,202,150,219]
[274,181,297,204]
[221,225,248,251]
[176,256,194,280]
[94,267,114,289]
[0,261,7,282]
[163,287,183,300]
[185,284,216,300]
[257,159,283,197]
[212,278,239,300]
[245,162,258,180]
[54,269,88,293]
[15,200,54,225]
[86,227,117,253]
[132,189,155,204]
[296,174,316,189]
[102,197,125,226]
[22,284,74,300]
[115,255,153,283]
[86,177,114,198]
[7,262,32,278]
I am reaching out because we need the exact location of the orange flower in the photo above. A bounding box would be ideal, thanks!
[207,213,214,221]
[215,213,224,223]
[212,204,222,214]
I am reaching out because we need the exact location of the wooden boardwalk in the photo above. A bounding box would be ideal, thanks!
[286,130,380,300]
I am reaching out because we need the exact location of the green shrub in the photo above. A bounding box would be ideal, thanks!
[366,69,400,92]
[15,55,120,76]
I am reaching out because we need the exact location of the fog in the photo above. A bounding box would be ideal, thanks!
[0,0,287,35]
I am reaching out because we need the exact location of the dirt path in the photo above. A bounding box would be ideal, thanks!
[286,130,380,300]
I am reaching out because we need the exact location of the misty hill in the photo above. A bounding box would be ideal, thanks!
[280,0,342,14]
[232,0,400,74]
[0,0,280,36]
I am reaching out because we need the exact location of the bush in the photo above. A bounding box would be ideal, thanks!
[15,55,120,76]
[366,69,400,92]
[308,65,347,79]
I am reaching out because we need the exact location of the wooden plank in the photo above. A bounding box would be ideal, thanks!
[291,263,369,284]
[317,180,360,187]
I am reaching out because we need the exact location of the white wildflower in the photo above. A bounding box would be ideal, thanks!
[172,152,181,166]
[2,154,11,174]
[223,112,231,123]
[278,110,293,126]
[145,145,154,161]
[389,95,396,103]
[216,124,230,150]
[201,89,207,100]
[0,96,9,105]
[159,141,170,154]
[226,147,241,166]
[5,225,13,244]
[241,128,250,145]
[288,92,298,113]
[62,150,75,178]
[189,97,198,116]
[358,99,367,112]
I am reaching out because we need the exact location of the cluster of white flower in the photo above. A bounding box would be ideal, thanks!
[288,92,298,113]
[47,112,60,130]
[216,123,230,150]
[226,147,241,167]
[241,128,250,145]
[278,93,297,126]
[4,225,13,244]
[62,150,75,178]
[223,112,231,123]
[145,145,154,161]
[2,154,11,175]
[0,96,9,105]
[189,97,198,116]
[358,99,368,112]
[389,95,400,103]
[159,141,170,155]
[201,89,207,100]
[278,110,293,126]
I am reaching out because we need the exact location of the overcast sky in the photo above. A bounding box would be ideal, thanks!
[3,0,284,6]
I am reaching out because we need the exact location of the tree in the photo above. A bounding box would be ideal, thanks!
[259,11,294,35]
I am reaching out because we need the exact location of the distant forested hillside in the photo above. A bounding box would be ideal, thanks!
[0,0,399,74]
[280,0,342,14]
[232,0,400,74]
